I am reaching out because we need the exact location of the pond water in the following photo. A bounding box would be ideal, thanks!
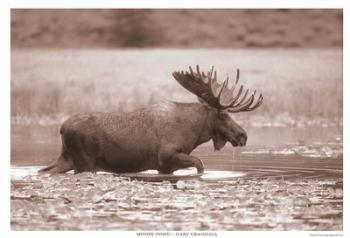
[11,122,343,168]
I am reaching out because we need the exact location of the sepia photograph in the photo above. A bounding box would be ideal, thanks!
[10,8,343,232]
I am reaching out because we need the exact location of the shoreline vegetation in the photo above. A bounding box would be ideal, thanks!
[11,49,342,121]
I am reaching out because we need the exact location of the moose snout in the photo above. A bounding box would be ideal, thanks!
[237,133,247,146]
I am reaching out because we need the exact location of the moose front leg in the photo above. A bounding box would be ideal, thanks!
[159,152,204,175]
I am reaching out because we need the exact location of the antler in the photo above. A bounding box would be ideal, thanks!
[172,65,263,113]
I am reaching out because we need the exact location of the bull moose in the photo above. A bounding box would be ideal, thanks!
[38,65,263,175]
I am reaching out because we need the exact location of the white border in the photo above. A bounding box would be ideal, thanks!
[0,0,11,235]
[1,1,348,238]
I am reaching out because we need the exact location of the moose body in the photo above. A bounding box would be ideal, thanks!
[39,102,247,174]
[39,65,262,175]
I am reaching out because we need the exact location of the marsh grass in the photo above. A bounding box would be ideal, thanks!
[11,49,342,120]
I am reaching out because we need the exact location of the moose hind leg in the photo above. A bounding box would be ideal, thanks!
[63,132,98,173]
[38,148,73,174]
[159,153,204,175]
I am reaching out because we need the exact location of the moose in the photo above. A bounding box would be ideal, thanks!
[38,65,263,175]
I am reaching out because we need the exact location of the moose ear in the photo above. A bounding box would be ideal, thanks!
[212,133,227,151]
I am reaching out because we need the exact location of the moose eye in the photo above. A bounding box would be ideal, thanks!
[218,112,229,120]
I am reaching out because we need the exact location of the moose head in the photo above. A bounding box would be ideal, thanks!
[172,65,263,150]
